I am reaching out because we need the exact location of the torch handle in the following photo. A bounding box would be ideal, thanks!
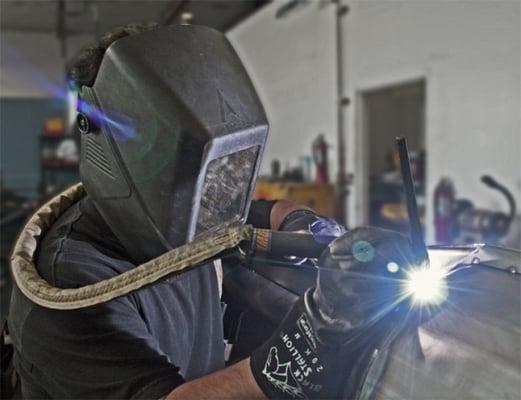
[396,136,429,264]
[253,229,328,258]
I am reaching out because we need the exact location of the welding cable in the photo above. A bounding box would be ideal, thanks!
[10,184,327,310]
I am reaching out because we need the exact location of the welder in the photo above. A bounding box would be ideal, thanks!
[7,24,415,399]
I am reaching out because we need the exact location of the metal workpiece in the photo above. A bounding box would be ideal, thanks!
[359,247,521,400]
[427,244,521,274]
[224,244,521,399]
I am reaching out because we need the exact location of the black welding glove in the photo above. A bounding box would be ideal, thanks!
[250,227,414,399]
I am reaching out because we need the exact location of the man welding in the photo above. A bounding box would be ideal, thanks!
[8,24,415,399]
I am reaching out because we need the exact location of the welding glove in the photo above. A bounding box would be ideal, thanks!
[279,209,347,239]
[278,209,322,232]
[250,227,415,399]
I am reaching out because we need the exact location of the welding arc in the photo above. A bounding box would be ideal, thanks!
[396,136,429,264]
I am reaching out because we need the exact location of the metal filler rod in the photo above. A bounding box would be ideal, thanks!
[396,136,429,265]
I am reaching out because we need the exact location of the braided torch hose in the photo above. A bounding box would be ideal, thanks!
[10,184,254,310]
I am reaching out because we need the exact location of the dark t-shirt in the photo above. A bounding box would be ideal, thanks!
[8,197,275,399]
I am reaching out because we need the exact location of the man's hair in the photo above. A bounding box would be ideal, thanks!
[67,22,159,89]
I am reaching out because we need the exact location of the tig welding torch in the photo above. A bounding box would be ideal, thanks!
[396,136,429,266]
[251,229,328,258]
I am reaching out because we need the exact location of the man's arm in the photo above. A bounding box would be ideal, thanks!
[269,200,313,230]
[166,358,265,400]
[248,199,314,230]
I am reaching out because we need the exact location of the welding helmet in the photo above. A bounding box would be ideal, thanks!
[76,25,268,263]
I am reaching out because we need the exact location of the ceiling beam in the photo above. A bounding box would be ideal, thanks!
[56,0,67,57]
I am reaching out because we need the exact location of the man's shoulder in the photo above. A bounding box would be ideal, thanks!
[8,200,133,357]
[36,199,134,289]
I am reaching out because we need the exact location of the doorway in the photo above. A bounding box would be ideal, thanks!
[360,80,426,235]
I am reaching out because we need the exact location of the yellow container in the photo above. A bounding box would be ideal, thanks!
[253,181,336,217]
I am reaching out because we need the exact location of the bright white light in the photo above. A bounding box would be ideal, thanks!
[386,262,400,273]
[404,263,448,305]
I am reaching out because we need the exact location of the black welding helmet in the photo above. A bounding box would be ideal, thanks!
[76,25,268,263]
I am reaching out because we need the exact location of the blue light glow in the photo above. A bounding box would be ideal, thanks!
[2,40,136,141]
[77,99,135,141]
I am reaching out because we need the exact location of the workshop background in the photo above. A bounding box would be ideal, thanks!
[1,0,520,321]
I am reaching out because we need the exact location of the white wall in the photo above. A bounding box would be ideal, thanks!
[230,0,521,243]
[228,1,338,178]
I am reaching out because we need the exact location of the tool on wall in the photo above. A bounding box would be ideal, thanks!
[312,133,330,184]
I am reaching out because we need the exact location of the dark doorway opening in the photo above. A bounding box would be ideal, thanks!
[362,80,426,235]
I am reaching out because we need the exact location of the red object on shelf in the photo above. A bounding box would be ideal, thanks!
[312,134,330,184]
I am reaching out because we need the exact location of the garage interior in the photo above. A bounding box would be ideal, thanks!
[1,1,520,399]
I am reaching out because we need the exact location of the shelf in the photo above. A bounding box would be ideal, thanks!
[41,134,67,140]
[41,160,79,170]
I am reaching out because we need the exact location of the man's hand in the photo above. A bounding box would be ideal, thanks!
[314,226,414,335]
[250,227,415,399]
